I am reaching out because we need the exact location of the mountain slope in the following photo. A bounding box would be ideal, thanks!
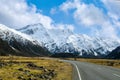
[17,24,58,53]
[18,24,77,53]
[0,38,16,56]
[18,23,120,57]
[0,24,50,56]
[67,34,120,57]
[106,46,120,59]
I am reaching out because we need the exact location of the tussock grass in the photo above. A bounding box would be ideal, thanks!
[0,56,72,80]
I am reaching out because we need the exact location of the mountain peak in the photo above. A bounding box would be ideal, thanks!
[17,23,47,35]
[18,23,44,30]
[18,23,120,57]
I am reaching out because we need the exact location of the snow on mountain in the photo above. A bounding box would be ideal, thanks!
[17,23,58,53]
[48,28,73,45]
[17,23,52,45]
[18,23,120,57]
[48,28,76,53]
[0,24,37,44]
[67,34,120,56]
[0,24,49,56]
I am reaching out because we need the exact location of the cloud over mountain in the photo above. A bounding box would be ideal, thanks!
[0,0,120,40]
[0,0,54,29]
[0,0,74,31]
[59,0,120,39]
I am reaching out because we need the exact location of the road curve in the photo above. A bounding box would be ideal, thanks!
[62,60,120,80]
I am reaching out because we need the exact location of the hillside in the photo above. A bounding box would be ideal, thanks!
[0,24,50,56]
[106,46,120,59]
[0,38,15,56]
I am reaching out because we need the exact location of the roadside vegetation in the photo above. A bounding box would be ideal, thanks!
[65,58,120,68]
[0,56,72,80]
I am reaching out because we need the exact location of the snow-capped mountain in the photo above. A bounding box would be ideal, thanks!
[18,24,76,54]
[0,24,49,56]
[67,34,120,56]
[17,23,58,53]
[18,23,120,57]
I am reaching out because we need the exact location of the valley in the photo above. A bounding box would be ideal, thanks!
[0,23,120,80]
[0,0,120,80]
[0,56,120,80]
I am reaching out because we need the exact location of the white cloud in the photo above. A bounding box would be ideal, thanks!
[0,0,119,39]
[59,0,120,39]
[60,0,75,13]
[102,0,120,18]
[0,0,75,31]
[59,0,80,14]
[50,8,57,15]
[54,24,74,31]
[0,0,53,27]
[0,0,53,29]
[66,24,74,31]
[74,4,107,26]
[101,22,118,39]
[60,0,107,27]
[102,0,120,29]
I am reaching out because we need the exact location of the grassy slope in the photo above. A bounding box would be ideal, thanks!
[0,56,72,80]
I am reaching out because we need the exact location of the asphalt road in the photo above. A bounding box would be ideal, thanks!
[62,60,120,80]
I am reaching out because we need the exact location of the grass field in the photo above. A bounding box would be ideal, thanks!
[65,58,120,68]
[0,56,72,80]
[0,56,119,80]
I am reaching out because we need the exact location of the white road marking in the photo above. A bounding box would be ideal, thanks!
[113,73,120,78]
[73,63,82,80]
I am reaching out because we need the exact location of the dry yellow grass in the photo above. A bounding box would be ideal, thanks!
[0,56,72,80]
[65,58,120,68]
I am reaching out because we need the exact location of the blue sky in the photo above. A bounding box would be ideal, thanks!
[27,0,74,25]
[26,0,120,37]
[0,0,120,39]
[26,0,103,34]
[27,0,66,13]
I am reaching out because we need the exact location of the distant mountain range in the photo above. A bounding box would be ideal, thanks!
[0,23,120,58]
[18,23,120,58]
